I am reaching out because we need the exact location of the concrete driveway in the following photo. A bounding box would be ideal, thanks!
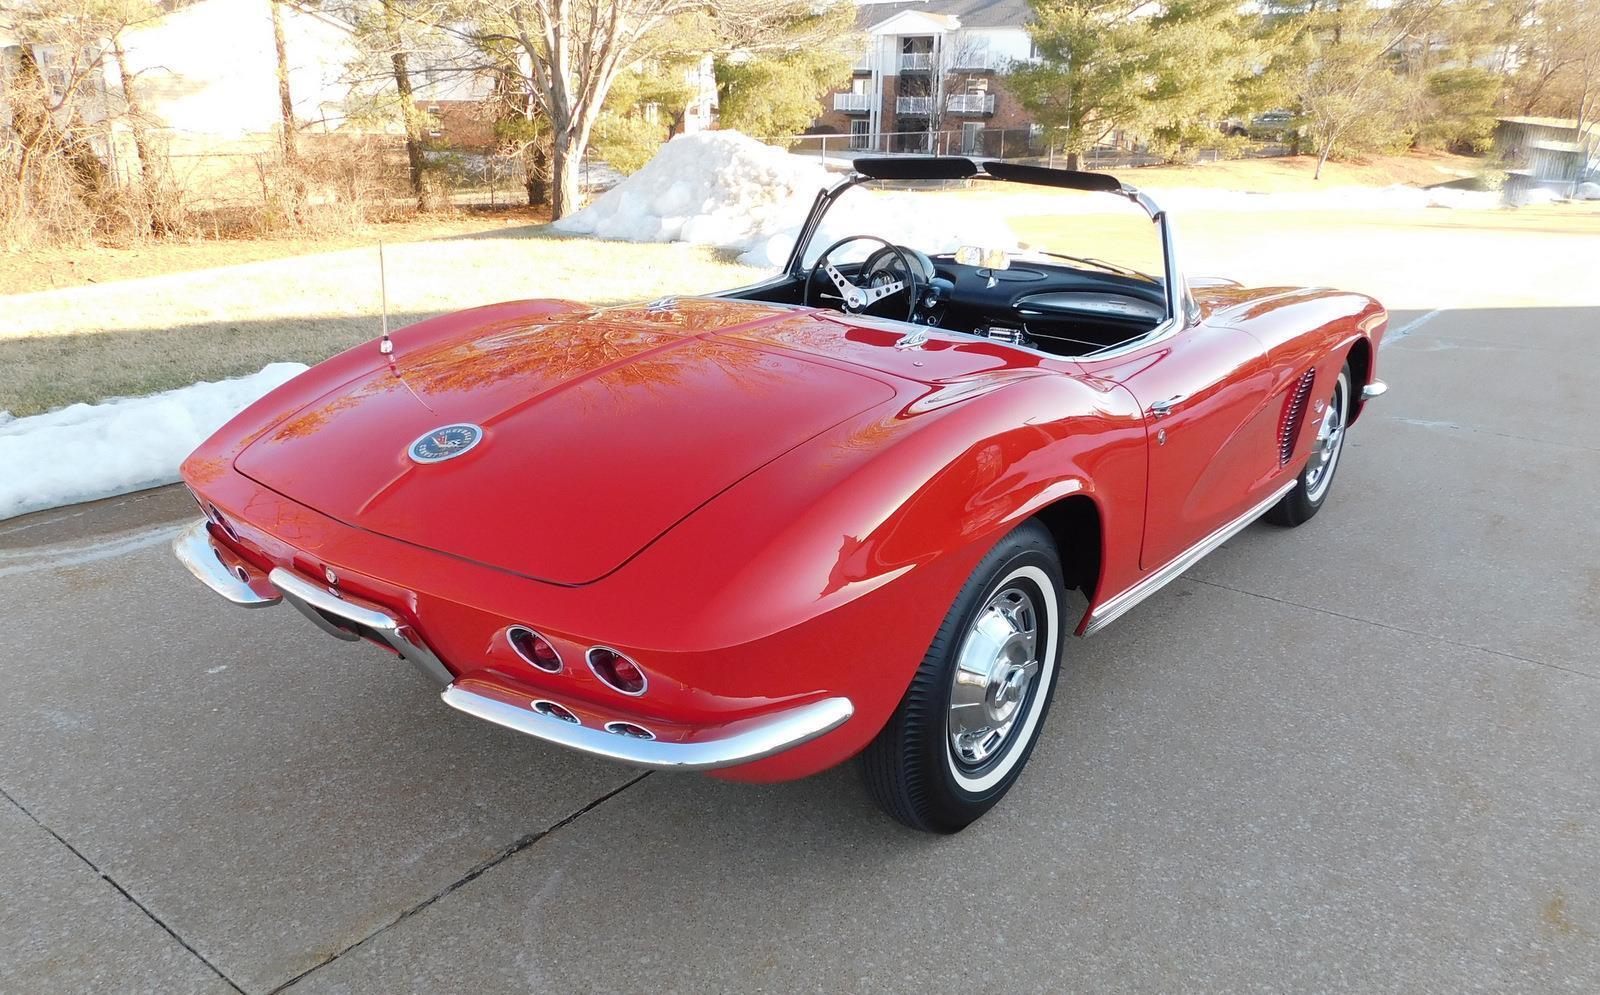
[3,305,1598,993]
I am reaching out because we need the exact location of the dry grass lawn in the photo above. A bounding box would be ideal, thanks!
[1103,149,1485,191]
[0,208,552,297]
[2,229,762,417]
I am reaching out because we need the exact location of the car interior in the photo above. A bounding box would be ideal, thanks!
[719,157,1174,360]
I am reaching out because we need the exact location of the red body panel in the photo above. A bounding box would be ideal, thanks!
[182,288,1384,782]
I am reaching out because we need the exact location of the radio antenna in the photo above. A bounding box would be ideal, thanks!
[378,241,394,361]
[375,241,432,412]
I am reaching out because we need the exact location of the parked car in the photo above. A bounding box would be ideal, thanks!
[175,157,1388,832]
[1249,109,1298,141]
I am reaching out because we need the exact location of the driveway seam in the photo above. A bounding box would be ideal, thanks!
[1381,308,1443,347]
[1188,576,1599,684]
[0,783,246,995]
[267,770,652,994]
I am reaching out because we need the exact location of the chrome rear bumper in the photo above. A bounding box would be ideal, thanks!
[173,518,853,771]
[442,685,853,771]
[268,566,453,686]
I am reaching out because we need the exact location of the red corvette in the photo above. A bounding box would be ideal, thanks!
[176,157,1387,832]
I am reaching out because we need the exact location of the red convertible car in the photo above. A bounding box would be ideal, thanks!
[175,157,1387,832]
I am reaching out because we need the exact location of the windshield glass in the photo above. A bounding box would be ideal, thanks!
[791,178,1165,285]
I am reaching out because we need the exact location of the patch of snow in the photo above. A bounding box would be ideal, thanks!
[1508,185,1564,207]
[0,363,307,521]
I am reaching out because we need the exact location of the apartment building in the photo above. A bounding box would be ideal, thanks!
[810,0,1037,155]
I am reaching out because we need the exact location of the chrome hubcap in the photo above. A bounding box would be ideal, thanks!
[1305,375,1347,501]
[948,586,1040,768]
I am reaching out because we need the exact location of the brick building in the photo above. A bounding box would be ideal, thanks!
[810,0,1038,156]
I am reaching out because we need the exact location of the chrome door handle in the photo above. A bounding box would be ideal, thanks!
[1150,394,1186,417]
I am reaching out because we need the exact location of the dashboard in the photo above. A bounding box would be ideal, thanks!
[919,256,1168,357]
[729,245,1171,359]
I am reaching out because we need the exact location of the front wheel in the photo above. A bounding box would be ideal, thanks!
[1265,363,1351,527]
[860,521,1065,833]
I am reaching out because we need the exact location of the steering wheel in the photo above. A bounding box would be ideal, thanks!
[803,235,922,322]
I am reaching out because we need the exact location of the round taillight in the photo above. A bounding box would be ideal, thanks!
[531,699,578,723]
[508,627,562,673]
[206,504,239,541]
[587,647,647,696]
[605,721,655,740]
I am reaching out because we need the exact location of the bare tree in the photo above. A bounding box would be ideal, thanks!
[0,0,161,241]
[380,0,429,205]
[269,0,300,163]
[329,0,470,208]
[1288,0,1450,178]
[107,30,150,184]
[1509,0,1600,181]
[456,0,849,218]
[463,0,696,217]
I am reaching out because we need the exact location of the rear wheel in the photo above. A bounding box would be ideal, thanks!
[1266,363,1350,527]
[860,522,1065,833]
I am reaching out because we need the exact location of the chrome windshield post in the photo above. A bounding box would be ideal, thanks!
[1118,184,1190,329]
[783,172,868,278]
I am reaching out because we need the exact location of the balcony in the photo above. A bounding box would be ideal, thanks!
[833,92,872,114]
[899,52,933,71]
[946,93,996,115]
[896,96,935,115]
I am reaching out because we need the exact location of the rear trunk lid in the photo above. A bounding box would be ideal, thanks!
[235,301,896,585]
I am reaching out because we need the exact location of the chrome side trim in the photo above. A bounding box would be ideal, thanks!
[1361,379,1388,400]
[267,567,453,686]
[441,686,855,772]
[1083,480,1296,636]
[173,520,280,607]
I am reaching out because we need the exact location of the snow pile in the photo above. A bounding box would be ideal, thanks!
[555,131,1020,267]
[555,132,831,263]
[0,363,306,521]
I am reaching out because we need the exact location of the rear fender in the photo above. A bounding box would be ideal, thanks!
[617,371,1145,779]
